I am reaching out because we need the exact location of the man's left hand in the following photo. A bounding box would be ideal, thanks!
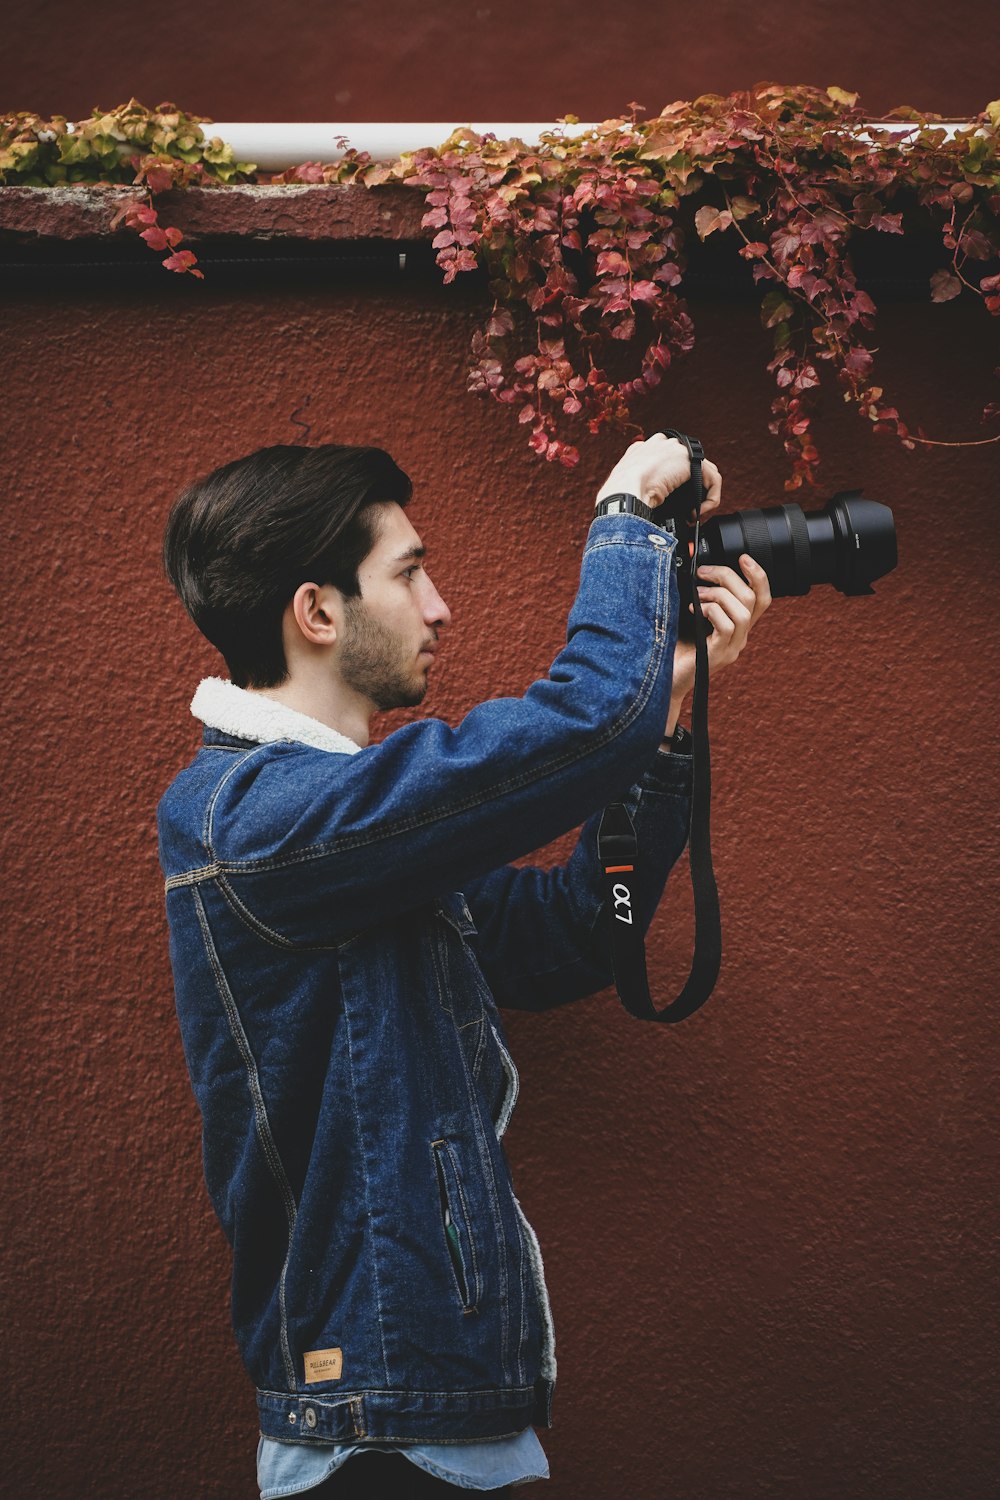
[665,554,772,736]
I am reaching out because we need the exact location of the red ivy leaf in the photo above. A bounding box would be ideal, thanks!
[486,308,515,338]
[694,205,733,239]
[770,227,801,261]
[844,345,874,376]
[596,250,629,276]
[162,250,202,276]
[143,165,174,193]
[930,268,962,303]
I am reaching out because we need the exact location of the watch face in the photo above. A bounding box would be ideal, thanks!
[601,494,646,516]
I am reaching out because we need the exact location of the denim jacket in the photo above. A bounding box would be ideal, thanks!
[157,514,693,1449]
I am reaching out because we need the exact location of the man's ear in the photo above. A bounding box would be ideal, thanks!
[286,581,342,649]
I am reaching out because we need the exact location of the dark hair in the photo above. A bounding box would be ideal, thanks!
[163,443,412,688]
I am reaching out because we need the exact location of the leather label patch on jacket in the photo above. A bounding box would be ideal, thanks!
[304,1347,343,1383]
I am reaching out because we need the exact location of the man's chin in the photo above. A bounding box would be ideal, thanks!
[373,678,428,713]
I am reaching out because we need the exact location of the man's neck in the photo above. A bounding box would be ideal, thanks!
[247,674,373,748]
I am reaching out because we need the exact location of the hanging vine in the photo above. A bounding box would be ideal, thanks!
[2,87,998,487]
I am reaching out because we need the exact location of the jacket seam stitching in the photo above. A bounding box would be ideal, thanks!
[192,884,299,1391]
[170,872,367,951]
[340,976,392,1386]
[256,1384,541,1401]
[489,1024,519,1143]
[215,874,302,948]
[202,744,267,854]
[215,873,355,951]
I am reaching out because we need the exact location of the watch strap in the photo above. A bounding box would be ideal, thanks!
[663,723,692,754]
[595,492,655,522]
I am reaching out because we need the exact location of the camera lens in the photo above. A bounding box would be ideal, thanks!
[697,490,897,597]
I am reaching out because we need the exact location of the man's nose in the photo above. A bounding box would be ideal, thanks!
[423,575,452,629]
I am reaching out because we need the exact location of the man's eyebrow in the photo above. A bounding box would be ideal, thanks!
[391,545,426,564]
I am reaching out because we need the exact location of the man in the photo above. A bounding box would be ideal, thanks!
[157,433,770,1497]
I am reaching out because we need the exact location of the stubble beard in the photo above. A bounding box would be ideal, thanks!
[339,597,429,712]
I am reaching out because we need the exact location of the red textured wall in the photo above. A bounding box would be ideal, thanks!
[2,7,999,1498]
[2,0,999,122]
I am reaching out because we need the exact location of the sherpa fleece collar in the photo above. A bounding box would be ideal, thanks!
[191,677,362,756]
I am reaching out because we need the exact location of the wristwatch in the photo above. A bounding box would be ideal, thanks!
[594,491,656,522]
[662,723,692,754]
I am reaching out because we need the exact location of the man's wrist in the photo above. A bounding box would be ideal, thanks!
[595,472,646,508]
[664,693,687,738]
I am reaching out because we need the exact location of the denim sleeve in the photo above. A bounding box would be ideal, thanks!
[200,517,681,941]
[463,748,693,1011]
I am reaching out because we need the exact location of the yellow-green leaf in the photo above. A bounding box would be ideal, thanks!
[826,87,858,108]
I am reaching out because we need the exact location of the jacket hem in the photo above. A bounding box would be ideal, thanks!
[257,1381,554,1443]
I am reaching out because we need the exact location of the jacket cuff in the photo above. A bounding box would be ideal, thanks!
[585,509,673,549]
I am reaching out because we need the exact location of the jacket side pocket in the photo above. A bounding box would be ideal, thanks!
[431,1138,480,1313]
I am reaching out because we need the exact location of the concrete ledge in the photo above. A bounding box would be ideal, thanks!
[0,181,968,301]
[0,182,429,243]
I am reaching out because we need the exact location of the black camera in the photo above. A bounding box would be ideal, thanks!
[601,432,900,1028]
[654,487,898,636]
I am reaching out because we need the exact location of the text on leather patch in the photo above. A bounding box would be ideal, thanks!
[304,1347,343,1383]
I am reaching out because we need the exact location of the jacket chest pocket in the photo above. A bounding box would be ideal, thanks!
[431,895,492,1046]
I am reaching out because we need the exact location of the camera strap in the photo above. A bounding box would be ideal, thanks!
[597,431,721,1023]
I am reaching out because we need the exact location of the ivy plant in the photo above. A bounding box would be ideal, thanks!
[2,88,997,487]
[0,100,255,278]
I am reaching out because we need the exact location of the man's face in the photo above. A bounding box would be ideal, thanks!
[338,502,451,712]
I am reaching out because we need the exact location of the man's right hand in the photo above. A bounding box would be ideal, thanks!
[595,432,722,517]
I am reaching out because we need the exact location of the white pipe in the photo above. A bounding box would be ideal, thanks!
[205,123,598,170]
[205,120,981,170]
